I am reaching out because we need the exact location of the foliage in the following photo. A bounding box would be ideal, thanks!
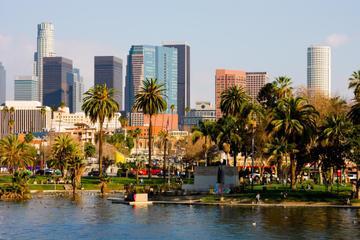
[82,84,119,177]
[0,135,35,173]
[84,142,96,158]
[132,78,167,178]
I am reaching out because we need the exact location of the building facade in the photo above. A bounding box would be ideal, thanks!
[94,56,123,109]
[0,101,51,137]
[33,22,55,103]
[72,68,84,113]
[43,57,73,111]
[125,45,178,114]
[0,62,5,104]
[307,45,331,97]
[215,69,246,119]
[129,112,178,130]
[14,76,38,101]
[163,43,190,129]
[246,72,268,100]
[52,106,121,132]
[183,101,216,130]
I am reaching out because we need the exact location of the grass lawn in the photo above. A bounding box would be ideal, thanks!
[201,183,353,204]
[0,175,192,191]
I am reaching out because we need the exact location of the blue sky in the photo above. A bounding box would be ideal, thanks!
[0,0,359,105]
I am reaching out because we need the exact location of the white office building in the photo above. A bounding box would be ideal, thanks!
[33,22,55,103]
[0,101,52,137]
[307,45,331,97]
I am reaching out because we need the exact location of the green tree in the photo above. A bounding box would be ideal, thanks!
[158,129,170,179]
[82,84,119,177]
[132,78,167,178]
[84,142,96,159]
[49,134,84,195]
[317,114,352,190]
[24,132,34,143]
[192,121,218,166]
[217,116,242,166]
[267,97,318,190]
[220,86,249,117]
[0,135,34,173]
[257,82,278,109]
[348,70,360,97]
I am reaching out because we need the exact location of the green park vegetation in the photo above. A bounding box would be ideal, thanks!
[0,70,359,203]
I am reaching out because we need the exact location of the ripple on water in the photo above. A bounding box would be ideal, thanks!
[0,195,359,240]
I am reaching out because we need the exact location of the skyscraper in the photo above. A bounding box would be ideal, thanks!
[246,72,268,99]
[33,22,55,103]
[307,45,331,97]
[72,68,84,112]
[215,69,246,119]
[125,45,178,114]
[14,76,38,101]
[94,56,123,109]
[43,57,73,111]
[0,62,6,104]
[163,43,190,129]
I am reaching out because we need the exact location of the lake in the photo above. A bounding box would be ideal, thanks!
[0,194,359,240]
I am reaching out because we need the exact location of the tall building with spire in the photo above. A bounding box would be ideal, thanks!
[307,45,331,97]
[33,22,55,103]
[0,62,5,104]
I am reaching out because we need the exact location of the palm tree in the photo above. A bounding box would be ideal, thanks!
[132,78,167,178]
[273,76,292,98]
[170,104,175,131]
[158,130,170,179]
[40,106,46,130]
[192,121,217,166]
[8,107,15,134]
[220,86,249,117]
[82,84,119,177]
[217,116,241,166]
[0,135,34,173]
[318,114,351,190]
[348,101,360,124]
[50,134,83,195]
[131,128,142,183]
[267,97,318,190]
[119,116,128,137]
[349,70,360,97]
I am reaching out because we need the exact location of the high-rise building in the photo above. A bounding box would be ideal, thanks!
[163,43,190,129]
[33,22,55,103]
[215,69,246,119]
[43,57,73,111]
[94,56,123,109]
[125,45,178,114]
[246,72,268,100]
[72,68,84,112]
[0,62,6,104]
[14,76,38,101]
[307,45,331,97]
[0,101,51,137]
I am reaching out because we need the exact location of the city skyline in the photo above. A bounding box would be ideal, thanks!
[0,0,359,106]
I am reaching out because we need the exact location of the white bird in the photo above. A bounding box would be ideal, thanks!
[252,222,256,227]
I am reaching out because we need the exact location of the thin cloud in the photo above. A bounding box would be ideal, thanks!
[325,33,350,48]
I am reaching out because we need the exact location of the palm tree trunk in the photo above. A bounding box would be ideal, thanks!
[204,137,208,167]
[99,122,103,177]
[148,115,152,179]
[356,166,360,199]
[318,161,323,185]
[234,151,237,167]
[329,166,334,191]
[291,157,296,190]
[163,139,167,179]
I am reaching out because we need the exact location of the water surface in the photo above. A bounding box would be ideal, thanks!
[0,194,359,239]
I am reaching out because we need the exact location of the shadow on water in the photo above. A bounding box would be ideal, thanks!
[0,194,359,240]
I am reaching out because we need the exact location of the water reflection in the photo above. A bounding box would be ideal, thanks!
[0,195,359,240]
